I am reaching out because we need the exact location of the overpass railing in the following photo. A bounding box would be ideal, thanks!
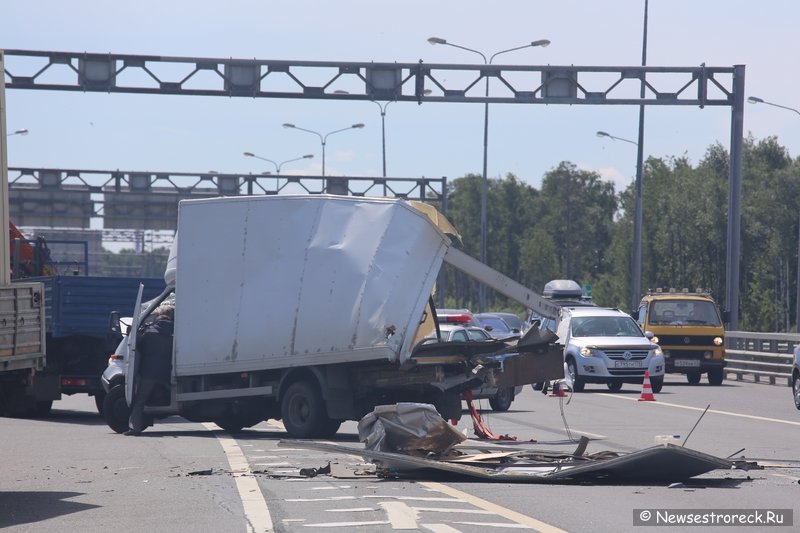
[725,331,798,386]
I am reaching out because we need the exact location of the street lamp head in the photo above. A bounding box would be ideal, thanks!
[531,39,551,48]
[282,123,296,128]
[243,151,255,157]
[7,128,29,137]
[747,96,764,104]
[427,37,447,45]
[352,123,365,129]
[596,131,611,138]
[302,154,314,159]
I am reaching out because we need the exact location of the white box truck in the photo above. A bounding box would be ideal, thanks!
[102,195,562,437]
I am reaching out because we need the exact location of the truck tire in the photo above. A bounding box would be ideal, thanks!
[281,381,329,439]
[707,368,724,386]
[31,400,53,417]
[104,384,130,434]
[686,372,702,385]
[489,387,514,411]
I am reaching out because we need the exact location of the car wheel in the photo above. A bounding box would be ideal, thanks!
[566,358,585,392]
[606,382,623,392]
[489,387,514,411]
[707,368,724,386]
[650,376,664,394]
[686,371,702,385]
[94,391,107,415]
[103,384,130,434]
[532,382,544,391]
[793,374,800,411]
[281,380,330,439]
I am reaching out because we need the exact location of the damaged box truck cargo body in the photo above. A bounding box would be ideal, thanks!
[107,195,562,438]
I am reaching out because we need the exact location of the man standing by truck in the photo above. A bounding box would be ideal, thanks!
[127,303,174,435]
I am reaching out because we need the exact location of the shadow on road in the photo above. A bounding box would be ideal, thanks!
[0,491,100,528]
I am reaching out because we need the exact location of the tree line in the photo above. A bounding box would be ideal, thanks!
[438,135,800,333]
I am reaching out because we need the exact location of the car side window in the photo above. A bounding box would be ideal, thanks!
[452,330,469,342]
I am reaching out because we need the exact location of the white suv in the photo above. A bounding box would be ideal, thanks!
[555,307,665,392]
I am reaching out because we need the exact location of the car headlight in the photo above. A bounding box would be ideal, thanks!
[651,335,659,344]
[651,346,663,357]
[713,337,723,346]
[580,346,599,357]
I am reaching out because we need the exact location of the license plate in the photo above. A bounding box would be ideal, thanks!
[614,360,643,368]
[674,359,701,367]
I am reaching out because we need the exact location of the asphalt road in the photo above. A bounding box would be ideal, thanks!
[2,374,798,532]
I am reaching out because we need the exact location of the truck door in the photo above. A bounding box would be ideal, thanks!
[124,284,145,406]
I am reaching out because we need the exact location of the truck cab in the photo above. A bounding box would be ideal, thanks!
[636,289,726,385]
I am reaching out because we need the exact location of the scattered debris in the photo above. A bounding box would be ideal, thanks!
[187,468,214,476]
[463,391,531,442]
[358,403,465,454]
[278,439,740,484]
[299,462,331,478]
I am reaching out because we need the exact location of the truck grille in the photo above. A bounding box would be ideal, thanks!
[658,335,718,347]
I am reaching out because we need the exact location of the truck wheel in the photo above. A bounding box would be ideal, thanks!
[650,376,664,393]
[566,359,585,392]
[686,372,702,385]
[707,368,724,386]
[104,384,130,434]
[31,400,53,417]
[94,391,107,415]
[317,418,342,438]
[489,387,514,411]
[281,381,328,439]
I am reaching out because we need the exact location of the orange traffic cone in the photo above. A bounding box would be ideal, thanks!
[548,381,569,397]
[638,371,656,402]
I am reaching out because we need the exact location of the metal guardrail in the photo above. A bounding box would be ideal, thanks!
[725,331,798,386]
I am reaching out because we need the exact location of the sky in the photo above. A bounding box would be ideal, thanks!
[3,0,800,197]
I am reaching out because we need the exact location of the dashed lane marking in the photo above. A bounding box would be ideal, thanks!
[597,394,800,427]
[203,423,274,533]
[420,481,568,533]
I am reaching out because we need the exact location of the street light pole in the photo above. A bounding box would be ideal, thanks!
[282,123,364,176]
[243,151,313,173]
[748,95,800,331]
[596,129,643,312]
[427,37,550,312]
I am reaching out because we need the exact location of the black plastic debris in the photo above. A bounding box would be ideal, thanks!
[299,462,331,478]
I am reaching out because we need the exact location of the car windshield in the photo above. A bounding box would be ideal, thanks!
[479,316,510,332]
[649,300,721,326]
[571,316,643,337]
[501,315,524,331]
[467,328,491,341]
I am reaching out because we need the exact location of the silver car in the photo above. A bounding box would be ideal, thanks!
[555,307,665,393]
[425,324,523,411]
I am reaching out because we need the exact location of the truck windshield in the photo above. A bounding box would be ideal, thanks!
[649,300,721,326]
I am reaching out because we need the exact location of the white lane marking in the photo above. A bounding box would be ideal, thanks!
[562,428,608,439]
[421,482,568,533]
[378,501,419,530]
[326,508,376,512]
[203,423,274,533]
[287,496,358,502]
[309,486,352,490]
[598,393,800,427]
[363,495,461,502]
[770,473,799,480]
[421,525,464,533]
[453,522,533,529]
[303,520,389,528]
[413,507,494,515]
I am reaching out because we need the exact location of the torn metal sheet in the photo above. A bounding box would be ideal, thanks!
[358,403,466,454]
[278,440,736,484]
